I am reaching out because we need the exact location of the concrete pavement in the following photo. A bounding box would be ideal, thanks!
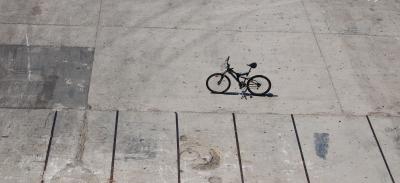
[0,0,400,182]
[1,109,399,182]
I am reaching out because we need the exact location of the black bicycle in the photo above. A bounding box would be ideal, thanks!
[206,56,271,96]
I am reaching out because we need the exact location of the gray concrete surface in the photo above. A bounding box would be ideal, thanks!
[1,0,400,182]
[2,110,400,182]
[0,24,96,47]
[114,112,177,182]
[179,112,241,183]
[236,114,307,183]
[43,110,114,183]
[0,0,399,115]
[0,109,53,183]
[0,45,94,109]
[99,0,311,32]
[295,115,392,183]
[303,0,400,36]
[89,28,339,114]
[316,34,400,115]
[0,0,100,25]
[370,116,400,182]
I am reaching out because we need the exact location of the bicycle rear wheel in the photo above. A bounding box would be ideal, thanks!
[206,73,231,94]
[247,75,271,96]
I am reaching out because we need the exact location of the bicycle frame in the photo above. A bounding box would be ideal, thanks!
[207,56,271,96]
[222,67,252,88]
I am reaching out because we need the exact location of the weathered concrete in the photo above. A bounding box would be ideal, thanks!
[316,34,400,115]
[0,109,53,183]
[43,110,115,183]
[295,115,392,183]
[236,114,307,183]
[89,27,339,114]
[0,0,398,116]
[179,112,241,183]
[0,24,97,47]
[0,45,94,109]
[303,0,400,36]
[1,0,400,182]
[369,115,400,182]
[0,0,100,26]
[100,0,311,32]
[114,111,177,182]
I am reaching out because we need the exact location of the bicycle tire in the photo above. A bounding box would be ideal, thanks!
[206,73,231,94]
[247,75,271,96]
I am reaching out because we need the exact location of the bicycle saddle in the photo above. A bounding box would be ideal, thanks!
[248,62,257,68]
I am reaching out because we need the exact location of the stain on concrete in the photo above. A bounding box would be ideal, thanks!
[119,136,157,160]
[192,149,221,170]
[34,74,58,107]
[31,6,42,16]
[0,45,94,109]
[208,176,222,183]
[180,135,188,141]
[314,133,329,160]
[180,136,221,171]
[50,163,99,183]
[385,126,400,151]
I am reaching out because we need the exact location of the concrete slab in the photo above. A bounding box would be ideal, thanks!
[100,0,311,32]
[0,24,96,47]
[0,109,53,183]
[178,112,241,182]
[369,115,400,182]
[89,27,339,114]
[0,0,100,26]
[43,110,115,182]
[0,45,94,109]
[114,111,177,182]
[303,0,400,36]
[316,34,400,115]
[235,114,307,183]
[295,115,392,183]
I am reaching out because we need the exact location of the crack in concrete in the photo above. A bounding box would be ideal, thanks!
[75,111,89,162]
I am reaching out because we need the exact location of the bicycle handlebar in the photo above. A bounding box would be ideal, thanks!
[225,56,230,69]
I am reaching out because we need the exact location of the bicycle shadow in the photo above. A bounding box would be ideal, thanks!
[212,92,278,98]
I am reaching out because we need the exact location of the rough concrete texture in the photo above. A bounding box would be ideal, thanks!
[0,24,97,47]
[0,0,398,115]
[0,0,100,25]
[303,0,400,36]
[0,45,94,109]
[43,110,115,183]
[316,34,400,115]
[1,0,400,182]
[90,28,339,114]
[295,115,392,183]
[99,0,311,32]
[179,112,241,183]
[0,109,53,183]
[2,110,400,182]
[86,0,400,116]
[236,114,307,183]
[114,112,177,182]
[369,116,400,182]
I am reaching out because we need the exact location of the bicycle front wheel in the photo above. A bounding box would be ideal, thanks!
[206,73,231,94]
[247,75,271,96]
